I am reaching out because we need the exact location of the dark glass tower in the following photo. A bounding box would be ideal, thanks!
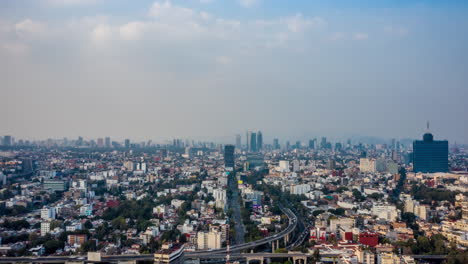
[249,132,257,152]
[256,131,263,151]
[224,145,235,169]
[413,132,448,173]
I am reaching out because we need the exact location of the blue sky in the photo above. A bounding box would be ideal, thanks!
[1,0,467,143]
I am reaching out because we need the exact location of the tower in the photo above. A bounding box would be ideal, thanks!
[235,134,241,149]
[247,131,257,152]
[224,145,235,170]
[256,131,263,151]
[413,123,448,173]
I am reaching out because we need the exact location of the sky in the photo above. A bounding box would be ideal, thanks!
[1,0,467,144]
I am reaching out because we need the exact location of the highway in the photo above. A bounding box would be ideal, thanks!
[186,205,297,257]
[227,171,245,245]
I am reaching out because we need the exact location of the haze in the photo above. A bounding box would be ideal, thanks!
[1,0,467,143]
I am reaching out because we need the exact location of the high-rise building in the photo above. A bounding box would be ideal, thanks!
[235,134,241,149]
[308,139,315,149]
[125,139,131,148]
[413,127,448,173]
[41,207,56,220]
[279,160,290,172]
[76,136,83,147]
[320,137,327,149]
[105,137,111,148]
[97,138,104,147]
[2,135,12,146]
[224,145,235,170]
[249,132,257,152]
[257,131,263,151]
[41,222,51,236]
[273,138,280,150]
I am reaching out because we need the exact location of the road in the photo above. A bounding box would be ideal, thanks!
[186,205,297,256]
[227,171,245,245]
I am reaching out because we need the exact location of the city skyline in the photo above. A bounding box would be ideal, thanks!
[1,0,467,143]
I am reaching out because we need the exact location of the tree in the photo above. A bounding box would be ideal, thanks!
[84,220,93,229]
[275,248,288,253]
[44,240,64,255]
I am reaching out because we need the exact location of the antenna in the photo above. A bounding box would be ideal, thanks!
[426,121,430,130]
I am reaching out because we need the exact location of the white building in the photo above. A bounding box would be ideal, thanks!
[291,184,311,195]
[40,207,56,220]
[360,158,376,173]
[197,231,222,250]
[40,222,50,236]
[329,218,355,232]
[292,160,300,172]
[279,160,290,172]
[371,205,399,221]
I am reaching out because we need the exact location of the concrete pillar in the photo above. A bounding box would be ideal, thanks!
[276,239,279,249]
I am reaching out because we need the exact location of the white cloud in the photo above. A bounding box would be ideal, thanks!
[119,21,146,41]
[329,32,346,41]
[91,24,112,43]
[353,32,369,40]
[285,14,326,33]
[45,0,103,6]
[385,25,409,36]
[215,56,232,65]
[0,41,29,56]
[239,0,259,8]
[15,19,46,37]
[149,1,196,22]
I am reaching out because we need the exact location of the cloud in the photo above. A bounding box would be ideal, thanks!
[0,41,29,56]
[15,19,46,37]
[385,25,409,37]
[91,24,112,44]
[45,0,103,6]
[149,1,196,22]
[353,32,369,40]
[329,32,346,41]
[239,0,259,8]
[119,21,146,41]
[215,56,232,65]
[285,14,326,33]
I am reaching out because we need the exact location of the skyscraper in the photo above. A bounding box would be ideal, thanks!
[105,137,111,148]
[235,134,241,149]
[321,137,327,149]
[308,139,315,149]
[413,126,448,173]
[250,132,257,152]
[246,132,251,151]
[76,136,83,147]
[125,139,131,148]
[256,131,263,151]
[224,145,235,170]
[97,138,104,147]
[2,135,12,146]
[273,138,280,150]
